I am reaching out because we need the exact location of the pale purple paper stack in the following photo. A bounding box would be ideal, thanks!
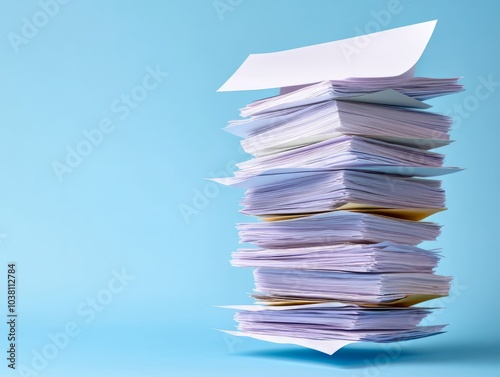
[215,21,462,354]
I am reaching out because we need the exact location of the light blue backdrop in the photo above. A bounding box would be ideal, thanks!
[0,0,498,376]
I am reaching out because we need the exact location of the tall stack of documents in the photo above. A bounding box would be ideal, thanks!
[215,20,462,355]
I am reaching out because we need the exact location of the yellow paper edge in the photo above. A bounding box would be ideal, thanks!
[260,206,446,222]
[253,294,446,307]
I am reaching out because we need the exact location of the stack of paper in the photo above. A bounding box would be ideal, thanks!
[215,20,461,355]
[228,302,445,342]
[239,170,445,218]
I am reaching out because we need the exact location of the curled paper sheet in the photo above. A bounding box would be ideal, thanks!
[218,20,437,91]
[220,330,355,355]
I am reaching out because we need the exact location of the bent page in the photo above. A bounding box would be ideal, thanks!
[218,20,437,91]
[219,330,354,355]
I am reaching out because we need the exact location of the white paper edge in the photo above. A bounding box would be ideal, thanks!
[219,330,355,355]
[207,166,462,188]
[343,89,431,109]
[217,302,351,311]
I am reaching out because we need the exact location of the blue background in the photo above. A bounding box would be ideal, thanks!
[0,0,499,376]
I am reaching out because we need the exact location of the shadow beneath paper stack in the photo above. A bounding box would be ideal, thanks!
[235,340,500,369]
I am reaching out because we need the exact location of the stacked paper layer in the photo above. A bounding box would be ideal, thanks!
[215,20,461,355]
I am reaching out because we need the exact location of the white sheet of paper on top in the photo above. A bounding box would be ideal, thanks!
[218,20,437,92]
